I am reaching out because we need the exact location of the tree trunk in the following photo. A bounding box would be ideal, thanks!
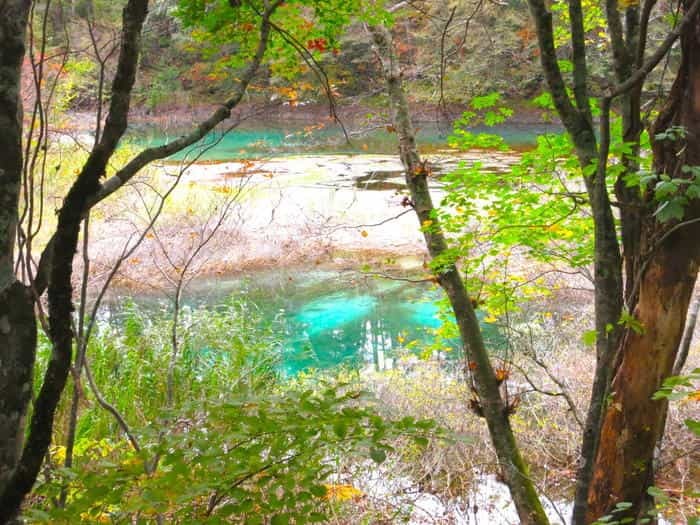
[587,4,700,520]
[0,0,35,502]
[369,24,550,525]
[0,284,36,499]
[0,0,148,520]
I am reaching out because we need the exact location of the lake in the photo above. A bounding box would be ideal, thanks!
[106,269,505,375]
[104,118,526,374]
[128,119,560,161]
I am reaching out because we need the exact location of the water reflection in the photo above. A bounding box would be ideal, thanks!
[105,270,503,375]
[129,121,560,161]
[277,281,446,375]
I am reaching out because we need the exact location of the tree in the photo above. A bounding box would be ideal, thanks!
[368,21,550,525]
[0,0,281,520]
[1,0,406,518]
[525,0,700,521]
[370,0,700,522]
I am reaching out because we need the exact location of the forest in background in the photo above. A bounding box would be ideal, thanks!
[23,0,683,120]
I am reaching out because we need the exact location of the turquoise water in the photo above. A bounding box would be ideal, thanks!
[191,271,451,375]
[111,270,504,375]
[127,121,560,161]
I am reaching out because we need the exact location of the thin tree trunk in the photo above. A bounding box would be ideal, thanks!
[587,4,700,519]
[369,24,549,525]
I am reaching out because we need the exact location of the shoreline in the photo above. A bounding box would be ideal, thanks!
[59,99,553,133]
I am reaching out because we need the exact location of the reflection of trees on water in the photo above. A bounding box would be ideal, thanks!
[288,301,507,375]
[100,272,476,375]
[290,299,433,373]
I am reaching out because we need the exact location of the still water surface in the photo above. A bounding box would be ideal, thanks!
[130,120,559,161]
[109,270,504,375]
[113,118,523,371]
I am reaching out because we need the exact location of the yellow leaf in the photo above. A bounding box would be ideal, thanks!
[50,445,66,464]
[324,484,364,502]
[687,390,700,402]
[360,230,368,237]
[495,368,510,382]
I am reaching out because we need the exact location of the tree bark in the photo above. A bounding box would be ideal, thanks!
[0,0,148,520]
[526,3,626,522]
[369,24,549,525]
[587,4,700,520]
[0,0,29,285]
[0,284,36,500]
[0,0,35,503]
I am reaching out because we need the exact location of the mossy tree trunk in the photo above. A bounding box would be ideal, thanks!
[369,24,550,525]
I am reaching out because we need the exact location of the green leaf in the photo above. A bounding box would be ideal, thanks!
[332,420,348,439]
[470,92,501,110]
[557,59,573,72]
[531,92,554,110]
[582,329,597,346]
[619,311,645,335]
[685,419,700,436]
[369,447,386,464]
[647,485,669,504]
[413,436,429,447]
[309,484,327,497]
[271,513,290,525]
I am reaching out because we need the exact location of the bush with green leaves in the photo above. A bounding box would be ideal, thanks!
[27,297,436,523]
[29,385,434,523]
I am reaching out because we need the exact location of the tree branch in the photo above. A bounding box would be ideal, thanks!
[608,0,700,99]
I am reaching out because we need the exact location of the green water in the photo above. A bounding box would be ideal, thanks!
[111,270,504,375]
[128,120,559,161]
